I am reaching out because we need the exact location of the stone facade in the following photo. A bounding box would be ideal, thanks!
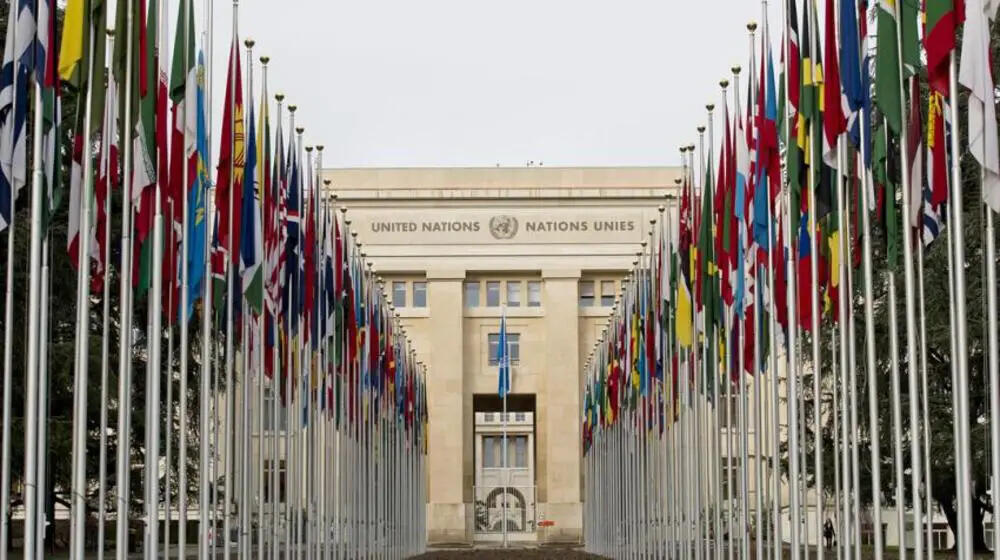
[322,166,682,544]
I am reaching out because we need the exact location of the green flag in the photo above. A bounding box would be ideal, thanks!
[875,0,918,135]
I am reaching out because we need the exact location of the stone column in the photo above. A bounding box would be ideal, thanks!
[425,269,468,543]
[540,268,583,542]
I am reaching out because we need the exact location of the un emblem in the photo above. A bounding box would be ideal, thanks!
[489,215,519,240]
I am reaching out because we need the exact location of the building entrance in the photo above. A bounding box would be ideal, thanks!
[473,394,536,541]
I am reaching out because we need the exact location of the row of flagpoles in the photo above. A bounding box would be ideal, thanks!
[0,0,429,559]
[582,0,996,558]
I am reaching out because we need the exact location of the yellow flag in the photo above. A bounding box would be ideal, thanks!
[59,0,85,83]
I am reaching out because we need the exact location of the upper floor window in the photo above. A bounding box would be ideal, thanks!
[579,281,595,307]
[601,281,616,307]
[412,281,427,307]
[486,281,501,307]
[488,332,520,365]
[507,281,522,307]
[527,281,541,307]
[392,281,407,308]
[465,281,481,307]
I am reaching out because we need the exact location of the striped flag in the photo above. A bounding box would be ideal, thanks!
[0,0,35,232]
[240,81,263,314]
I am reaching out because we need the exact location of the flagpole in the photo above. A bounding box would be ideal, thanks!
[855,50,885,560]
[223,6,240,560]
[916,227,934,559]
[67,13,101,560]
[686,141,697,560]
[802,6,823,556]
[876,119,908,560]
[271,93,284,560]
[0,0,21,548]
[759,6,782,556]
[945,52,972,558]
[240,37,257,560]
[258,56,272,560]
[716,81,735,560]
[200,161,216,560]
[694,126,706,560]
[836,138,852,560]
[20,9,53,560]
[35,240,50,560]
[886,0,926,547]
[96,30,115,560]
[178,0,194,554]
[115,1,138,557]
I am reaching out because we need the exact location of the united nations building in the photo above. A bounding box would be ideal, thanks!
[321,166,681,544]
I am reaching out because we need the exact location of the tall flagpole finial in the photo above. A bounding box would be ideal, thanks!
[260,56,270,65]
[316,145,324,152]
[747,21,758,32]
[244,38,255,49]
[697,126,706,133]
[340,206,347,215]
[719,79,729,89]
[297,127,305,135]
[687,143,695,151]
[288,105,297,114]
[732,65,741,75]
[707,103,715,111]
[658,205,665,213]
[305,146,313,153]
[275,93,285,103]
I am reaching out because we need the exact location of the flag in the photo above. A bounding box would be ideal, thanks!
[90,72,118,293]
[187,53,208,319]
[675,177,694,348]
[906,77,923,228]
[0,0,35,232]
[497,307,511,398]
[924,0,965,95]
[166,0,195,324]
[959,0,1000,212]
[38,0,62,236]
[66,0,107,269]
[212,40,245,309]
[132,0,158,297]
[876,0,919,135]
[923,92,948,246]
[822,0,846,166]
[797,213,813,331]
[58,0,84,83]
[240,77,263,314]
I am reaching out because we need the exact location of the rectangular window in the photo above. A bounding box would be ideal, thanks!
[263,388,287,432]
[527,281,541,307]
[412,281,427,307]
[486,281,501,307]
[579,280,595,307]
[488,333,520,366]
[465,281,480,307]
[514,436,527,468]
[392,281,407,308]
[506,281,522,307]
[264,460,287,503]
[601,281,616,307]
[483,436,496,468]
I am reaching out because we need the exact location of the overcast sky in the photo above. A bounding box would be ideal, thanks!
[202,1,783,169]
